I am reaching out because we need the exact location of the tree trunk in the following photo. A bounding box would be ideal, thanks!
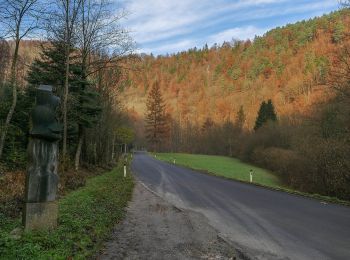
[74,126,84,171]
[74,50,88,171]
[0,38,20,159]
[62,0,72,166]
[62,42,70,164]
[92,141,97,164]
[0,86,17,159]
[111,134,116,161]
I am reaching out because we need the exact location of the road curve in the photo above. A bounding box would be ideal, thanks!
[131,152,350,260]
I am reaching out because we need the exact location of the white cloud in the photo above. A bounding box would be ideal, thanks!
[137,26,267,55]
[122,0,209,43]
[121,0,287,43]
[118,0,338,55]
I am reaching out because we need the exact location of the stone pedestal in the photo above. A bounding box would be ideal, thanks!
[23,201,58,231]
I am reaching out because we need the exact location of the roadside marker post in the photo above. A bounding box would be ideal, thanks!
[249,169,253,183]
[124,163,127,178]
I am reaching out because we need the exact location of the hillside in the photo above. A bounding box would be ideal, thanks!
[0,40,41,88]
[123,10,349,129]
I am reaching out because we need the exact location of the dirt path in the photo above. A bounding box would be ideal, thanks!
[98,182,237,260]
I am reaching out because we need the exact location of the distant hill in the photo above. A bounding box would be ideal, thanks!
[122,10,349,129]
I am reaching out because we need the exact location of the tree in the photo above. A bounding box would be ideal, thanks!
[27,40,102,171]
[83,65,128,166]
[145,81,168,151]
[73,0,133,170]
[76,0,133,77]
[254,100,277,131]
[73,87,102,170]
[0,86,35,168]
[115,126,134,154]
[254,101,267,131]
[203,43,208,52]
[0,39,10,84]
[340,1,350,8]
[328,43,350,99]
[46,0,82,163]
[320,105,345,139]
[265,99,277,122]
[222,120,235,156]
[0,0,42,159]
[201,118,214,132]
[26,41,80,91]
[332,22,345,43]
[235,105,246,130]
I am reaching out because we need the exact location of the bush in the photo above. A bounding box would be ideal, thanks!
[298,138,350,199]
[252,147,308,190]
[239,123,290,161]
[0,172,25,218]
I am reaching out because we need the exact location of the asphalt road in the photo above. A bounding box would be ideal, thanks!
[131,152,350,260]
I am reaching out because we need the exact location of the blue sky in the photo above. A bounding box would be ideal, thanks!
[119,0,339,55]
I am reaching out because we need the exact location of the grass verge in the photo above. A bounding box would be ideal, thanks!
[154,153,350,206]
[0,160,134,259]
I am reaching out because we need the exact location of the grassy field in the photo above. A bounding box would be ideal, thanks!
[0,159,134,259]
[154,153,284,189]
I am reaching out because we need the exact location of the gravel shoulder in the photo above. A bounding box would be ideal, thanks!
[98,182,237,260]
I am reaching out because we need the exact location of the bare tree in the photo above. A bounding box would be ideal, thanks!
[328,43,350,99]
[0,39,10,84]
[77,0,133,71]
[0,0,42,159]
[46,0,82,164]
[73,0,134,170]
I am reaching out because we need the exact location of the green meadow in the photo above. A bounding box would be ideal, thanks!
[154,153,284,189]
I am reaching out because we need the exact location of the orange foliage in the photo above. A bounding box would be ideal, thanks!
[122,10,350,131]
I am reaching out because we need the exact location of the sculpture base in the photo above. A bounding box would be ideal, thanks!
[23,201,58,231]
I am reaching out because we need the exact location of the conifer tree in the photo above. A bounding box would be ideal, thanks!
[254,101,267,131]
[265,99,277,122]
[27,40,102,169]
[254,100,277,131]
[145,81,168,151]
[27,41,81,95]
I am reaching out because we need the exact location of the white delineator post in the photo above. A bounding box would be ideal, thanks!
[124,163,127,178]
[249,170,253,183]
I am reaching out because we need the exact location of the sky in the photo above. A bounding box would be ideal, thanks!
[119,0,340,55]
